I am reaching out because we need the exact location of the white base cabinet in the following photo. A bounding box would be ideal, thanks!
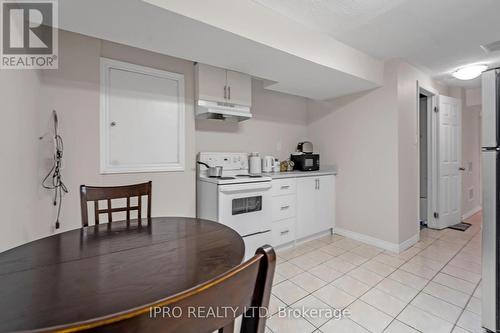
[270,175,335,247]
[296,176,335,239]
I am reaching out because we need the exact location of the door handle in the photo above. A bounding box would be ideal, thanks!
[459,167,466,171]
[224,85,227,99]
[228,86,231,100]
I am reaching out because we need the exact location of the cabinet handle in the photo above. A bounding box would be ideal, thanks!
[315,179,318,190]
[280,205,290,210]
[224,85,227,99]
[317,179,320,190]
[280,230,290,235]
[228,86,231,100]
[280,185,290,190]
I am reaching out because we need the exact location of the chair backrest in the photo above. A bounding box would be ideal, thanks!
[80,182,152,227]
[59,245,276,333]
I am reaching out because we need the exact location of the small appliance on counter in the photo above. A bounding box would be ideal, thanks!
[273,158,280,173]
[291,141,320,171]
[249,152,262,174]
[297,141,313,154]
[291,153,320,171]
[262,156,274,173]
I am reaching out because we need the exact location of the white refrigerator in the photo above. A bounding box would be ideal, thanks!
[482,68,500,332]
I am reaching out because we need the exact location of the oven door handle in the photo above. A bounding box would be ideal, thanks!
[219,183,272,194]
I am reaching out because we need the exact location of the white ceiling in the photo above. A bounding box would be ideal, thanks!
[254,0,500,87]
[58,0,384,100]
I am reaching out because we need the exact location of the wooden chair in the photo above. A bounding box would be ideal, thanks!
[80,181,152,227]
[60,245,276,333]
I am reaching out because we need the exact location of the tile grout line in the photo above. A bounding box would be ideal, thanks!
[275,236,425,332]
[272,237,369,330]
[290,240,422,331]
[380,227,481,333]
[451,280,482,332]
[272,226,481,333]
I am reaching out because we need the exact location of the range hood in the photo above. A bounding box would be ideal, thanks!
[195,100,252,122]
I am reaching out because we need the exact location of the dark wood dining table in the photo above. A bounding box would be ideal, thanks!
[0,217,245,332]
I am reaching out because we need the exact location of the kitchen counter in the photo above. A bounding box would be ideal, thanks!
[263,166,337,179]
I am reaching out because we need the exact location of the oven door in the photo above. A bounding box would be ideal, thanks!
[218,182,272,237]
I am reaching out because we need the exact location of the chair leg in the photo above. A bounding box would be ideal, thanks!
[218,321,234,333]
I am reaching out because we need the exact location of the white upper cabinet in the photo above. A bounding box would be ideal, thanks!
[195,63,252,107]
[195,63,227,104]
[226,70,252,106]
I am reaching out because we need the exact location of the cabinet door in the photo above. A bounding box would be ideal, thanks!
[195,63,227,103]
[296,177,317,239]
[226,70,252,106]
[315,176,335,232]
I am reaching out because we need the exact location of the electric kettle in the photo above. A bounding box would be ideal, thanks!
[262,156,275,173]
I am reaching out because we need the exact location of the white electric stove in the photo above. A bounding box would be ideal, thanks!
[197,152,272,260]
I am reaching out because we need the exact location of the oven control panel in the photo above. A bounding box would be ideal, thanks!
[198,152,249,171]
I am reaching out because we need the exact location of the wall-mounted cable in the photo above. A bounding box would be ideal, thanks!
[42,110,68,229]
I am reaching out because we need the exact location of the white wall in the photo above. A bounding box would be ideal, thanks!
[196,80,308,160]
[465,88,481,108]
[396,62,448,243]
[307,61,400,245]
[0,70,46,251]
[4,30,472,254]
[307,60,449,249]
[461,105,482,216]
[1,30,310,252]
[449,87,482,218]
[1,31,198,252]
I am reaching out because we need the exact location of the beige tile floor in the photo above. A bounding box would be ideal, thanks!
[267,213,484,333]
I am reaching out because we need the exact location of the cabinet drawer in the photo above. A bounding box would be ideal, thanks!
[272,218,295,246]
[272,195,296,221]
[272,179,296,196]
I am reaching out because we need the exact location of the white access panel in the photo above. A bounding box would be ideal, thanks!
[100,58,185,173]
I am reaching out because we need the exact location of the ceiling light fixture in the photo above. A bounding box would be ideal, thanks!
[452,64,488,80]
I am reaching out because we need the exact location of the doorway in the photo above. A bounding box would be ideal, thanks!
[419,93,430,226]
[418,86,463,230]
[418,87,437,228]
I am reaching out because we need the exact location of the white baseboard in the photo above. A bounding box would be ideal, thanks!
[398,233,420,252]
[462,206,482,220]
[334,227,419,254]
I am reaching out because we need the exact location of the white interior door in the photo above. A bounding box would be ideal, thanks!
[436,95,462,229]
